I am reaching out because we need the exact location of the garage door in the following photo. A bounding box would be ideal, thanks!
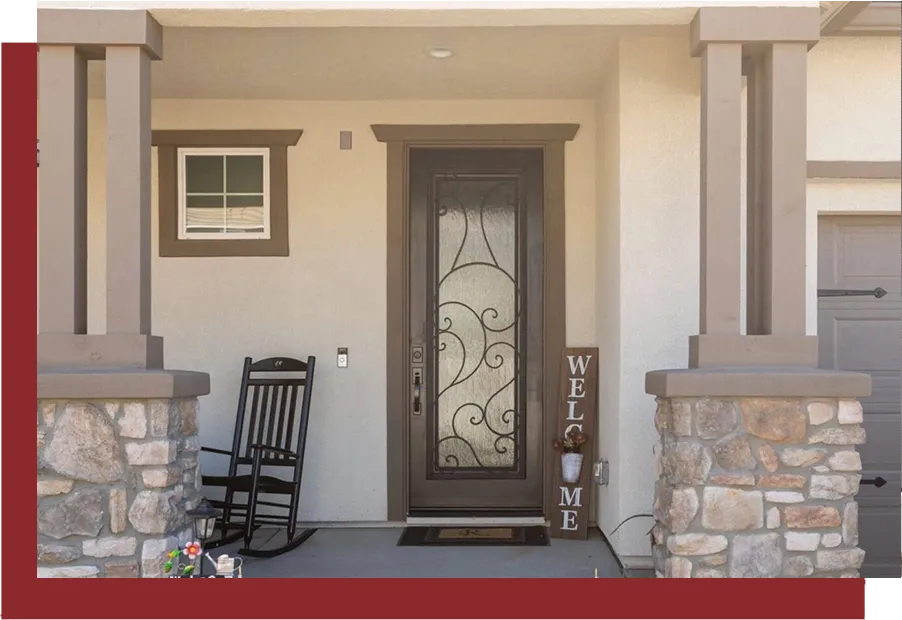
[818,215,901,578]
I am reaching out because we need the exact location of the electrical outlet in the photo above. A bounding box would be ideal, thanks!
[594,459,609,486]
[337,347,348,368]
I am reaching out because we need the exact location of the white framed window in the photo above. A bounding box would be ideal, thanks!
[177,147,271,240]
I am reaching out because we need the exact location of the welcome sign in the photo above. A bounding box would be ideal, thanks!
[549,347,599,540]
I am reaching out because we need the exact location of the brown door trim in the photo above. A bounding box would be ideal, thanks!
[372,124,579,520]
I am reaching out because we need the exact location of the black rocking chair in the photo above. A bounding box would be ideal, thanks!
[201,356,317,558]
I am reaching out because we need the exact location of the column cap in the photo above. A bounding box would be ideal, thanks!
[646,367,871,398]
[690,6,821,57]
[38,9,163,60]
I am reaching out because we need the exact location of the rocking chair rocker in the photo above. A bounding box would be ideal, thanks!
[201,356,317,558]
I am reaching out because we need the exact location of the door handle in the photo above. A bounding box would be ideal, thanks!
[412,367,423,416]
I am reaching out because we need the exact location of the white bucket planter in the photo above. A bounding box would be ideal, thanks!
[561,453,584,483]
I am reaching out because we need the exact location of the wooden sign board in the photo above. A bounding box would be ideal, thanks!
[549,347,599,540]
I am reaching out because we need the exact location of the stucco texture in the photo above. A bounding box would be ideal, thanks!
[81,99,597,523]
[56,32,899,562]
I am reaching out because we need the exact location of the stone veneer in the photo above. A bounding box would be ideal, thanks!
[652,397,865,578]
[37,398,202,578]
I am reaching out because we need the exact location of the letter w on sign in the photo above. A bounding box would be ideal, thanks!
[549,347,599,540]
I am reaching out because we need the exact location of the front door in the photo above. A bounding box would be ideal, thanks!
[408,147,545,513]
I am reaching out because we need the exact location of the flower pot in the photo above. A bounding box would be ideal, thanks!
[561,453,584,483]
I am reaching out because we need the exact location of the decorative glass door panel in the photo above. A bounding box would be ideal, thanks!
[432,176,524,477]
[408,148,544,512]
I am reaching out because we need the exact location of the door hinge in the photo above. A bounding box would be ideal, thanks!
[817,287,887,298]
[860,476,887,488]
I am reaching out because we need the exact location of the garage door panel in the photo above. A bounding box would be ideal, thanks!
[856,413,901,470]
[857,470,901,502]
[861,373,902,415]
[819,217,901,286]
[819,315,901,372]
[835,225,901,279]
[818,215,901,579]
[858,502,901,577]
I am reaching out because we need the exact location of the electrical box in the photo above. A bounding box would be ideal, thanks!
[594,459,609,486]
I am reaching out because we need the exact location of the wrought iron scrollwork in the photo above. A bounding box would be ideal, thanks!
[431,175,523,474]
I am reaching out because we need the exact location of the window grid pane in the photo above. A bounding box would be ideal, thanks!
[181,151,268,238]
[184,155,224,193]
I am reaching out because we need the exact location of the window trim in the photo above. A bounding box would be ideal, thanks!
[177,147,272,241]
[151,130,303,258]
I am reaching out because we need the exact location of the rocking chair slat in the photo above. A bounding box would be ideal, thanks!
[255,385,271,450]
[274,384,288,451]
[246,378,305,387]
[235,456,297,468]
[283,384,299,454]
[244,384,262,460]
[215,504,292,516]
[250,443,296,458]
[248,517,295,527]
[201,355,317,558]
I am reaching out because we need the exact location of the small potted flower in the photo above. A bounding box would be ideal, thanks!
[163,541,202,577]
[553,428,588,484]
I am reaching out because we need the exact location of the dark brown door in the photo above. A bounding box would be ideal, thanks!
[408,147,545,513]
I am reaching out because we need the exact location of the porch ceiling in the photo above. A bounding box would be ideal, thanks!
[85,25,629,100]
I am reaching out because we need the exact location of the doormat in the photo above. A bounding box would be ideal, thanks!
[397,526,549,547]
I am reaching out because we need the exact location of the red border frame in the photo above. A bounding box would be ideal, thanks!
[3,42,865,619]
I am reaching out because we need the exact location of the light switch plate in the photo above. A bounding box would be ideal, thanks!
[337,347,348,368]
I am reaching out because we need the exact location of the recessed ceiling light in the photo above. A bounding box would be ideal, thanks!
[428,47,454,59]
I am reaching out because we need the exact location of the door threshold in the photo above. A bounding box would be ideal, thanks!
[406,516,548,527]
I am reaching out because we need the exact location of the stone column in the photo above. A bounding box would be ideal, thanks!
[37,9,212,578]
[648,6,870,578]
[38,45,88,336]
[38,397,202,578]
[652,396,866,578]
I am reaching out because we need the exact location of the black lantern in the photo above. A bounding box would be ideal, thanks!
[186,498,222,544]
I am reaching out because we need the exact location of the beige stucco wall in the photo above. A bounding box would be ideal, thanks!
[82,99,597,522]
[592,36,702,559]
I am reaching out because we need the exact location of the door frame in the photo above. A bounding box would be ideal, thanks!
[371,124,580,520]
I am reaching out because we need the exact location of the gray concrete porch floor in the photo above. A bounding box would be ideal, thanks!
[215,527,624,578]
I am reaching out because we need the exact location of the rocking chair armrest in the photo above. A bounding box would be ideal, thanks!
[250,443,296,458]
[200,446,232,456]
